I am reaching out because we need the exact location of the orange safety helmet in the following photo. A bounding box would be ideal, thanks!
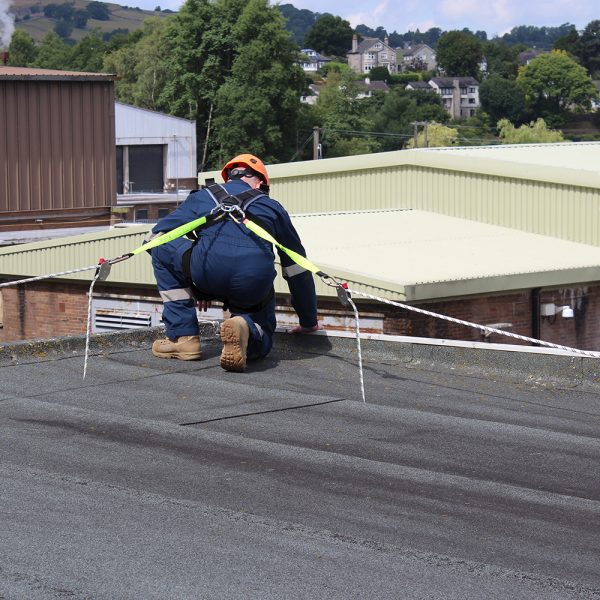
[221,154,269,186]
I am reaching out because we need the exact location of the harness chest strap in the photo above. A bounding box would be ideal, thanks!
[130,185,333,288]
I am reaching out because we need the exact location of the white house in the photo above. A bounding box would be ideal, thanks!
[299,49,331,72]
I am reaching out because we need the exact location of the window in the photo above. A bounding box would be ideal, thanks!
[366,52,376,59]
[381,53,387,59]
[374,43,381,49]
[135,208,148,221]
[468,98,476,104]
[469,87,476,93]
[158,208,170,219]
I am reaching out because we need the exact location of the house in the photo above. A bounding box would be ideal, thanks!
[300,83,322,105]
[405,81,433,92]
[356,77,390,99]
[427,77,480,118]
[517,49,547,66]
[347,34,397,74]
[299,49,331,72]
[398,43,436,72]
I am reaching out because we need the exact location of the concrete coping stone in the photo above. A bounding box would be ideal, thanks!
[1,325,599,390]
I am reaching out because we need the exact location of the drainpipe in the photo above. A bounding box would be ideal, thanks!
[531,287,541,344]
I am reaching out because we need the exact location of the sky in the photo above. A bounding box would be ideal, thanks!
[135,0,597,37]
[278,0,598,36]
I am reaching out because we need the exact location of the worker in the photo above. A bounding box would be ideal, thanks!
[149,154,319,372]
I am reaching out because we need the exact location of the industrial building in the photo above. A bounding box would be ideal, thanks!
[2,142,600,350]
[0,66,117,232]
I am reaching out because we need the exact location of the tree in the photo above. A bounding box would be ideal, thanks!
[87,1,110,20]
[33,32,71,69]
[7,30,38,66]
[497,118,565,143]
[369,88,448,152]
[406,122,458,148]
[320,61,352,77]
[500,24,576,50]
[69,30,106,72]
[303,14,353,57]
[577,20,600,76]
[479,74,526,124]
[277,3,319,46]
[104,18,171,110]
[369,66,390,82]
[315,70,379,157]
[212,0,305,164]
[517,50,598,124]
[54,19,74,40]
[436,31,483,77]
[553,28,580,56]
[482,40,520,79]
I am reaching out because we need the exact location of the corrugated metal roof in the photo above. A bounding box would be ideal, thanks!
[427,142,600,173]
[0,66,117,81]
[2,211,600,302]
[198,142,600,191]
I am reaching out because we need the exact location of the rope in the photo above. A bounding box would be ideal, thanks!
[83,269,102,379]
[346,288,600,359]
[0,264,99,288]
[346,294,366,403]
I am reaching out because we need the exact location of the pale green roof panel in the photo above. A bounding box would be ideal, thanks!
[199,142,600,191]
[2,212,600,303]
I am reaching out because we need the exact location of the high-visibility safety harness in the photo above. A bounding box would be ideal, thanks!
[100,183,352,308]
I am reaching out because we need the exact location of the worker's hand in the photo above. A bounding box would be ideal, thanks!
[196,300,211,312]
[289,324,322,334]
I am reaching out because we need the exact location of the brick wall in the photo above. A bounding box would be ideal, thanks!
[2,280,600,352]
[0,281,159,343]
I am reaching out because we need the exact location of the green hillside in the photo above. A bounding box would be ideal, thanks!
[12,0,170,43]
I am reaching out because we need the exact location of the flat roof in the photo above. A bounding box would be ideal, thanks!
[0,329,598,598]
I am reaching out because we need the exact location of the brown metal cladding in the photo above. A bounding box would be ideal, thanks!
[0,74,116,215]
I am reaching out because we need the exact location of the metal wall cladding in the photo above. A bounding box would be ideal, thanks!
[0,80,116,213]
[270,165,600,247]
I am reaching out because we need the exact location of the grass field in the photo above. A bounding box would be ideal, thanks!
[12,0,170,42]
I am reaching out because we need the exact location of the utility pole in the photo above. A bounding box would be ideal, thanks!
[172,134,179,204]
[312,126,321,160]
[410,121,429,148]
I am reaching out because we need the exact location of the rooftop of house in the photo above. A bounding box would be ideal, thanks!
[1,328,599,597]
[430,76,480,87]
[0,65,117,81]
[407,80,433,89]
[353,36,393,54]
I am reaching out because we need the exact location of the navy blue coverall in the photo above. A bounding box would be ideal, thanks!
[150,179,318,359]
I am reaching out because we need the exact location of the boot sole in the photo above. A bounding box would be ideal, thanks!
[220,320,247,372]
[152,349,202,361]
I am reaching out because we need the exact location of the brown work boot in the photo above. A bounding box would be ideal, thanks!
[220,316,249,372]
[152,335,202,360]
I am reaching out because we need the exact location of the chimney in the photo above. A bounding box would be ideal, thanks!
[352,34,358,53]
[384,36,389,46]
[1,52,8,66]
[452,78,461,119]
